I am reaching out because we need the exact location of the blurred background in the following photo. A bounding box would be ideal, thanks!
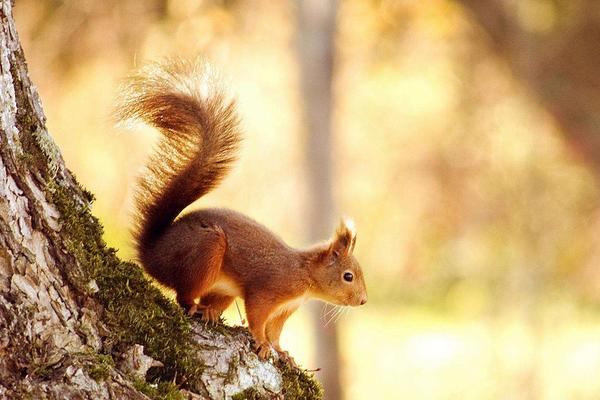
[13,0,600,398]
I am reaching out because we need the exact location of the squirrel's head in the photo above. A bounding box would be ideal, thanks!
[310,219,367,307]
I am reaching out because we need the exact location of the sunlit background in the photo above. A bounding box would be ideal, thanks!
[14,0,600,398]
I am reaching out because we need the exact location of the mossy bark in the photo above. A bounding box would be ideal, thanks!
[0,2,321,399]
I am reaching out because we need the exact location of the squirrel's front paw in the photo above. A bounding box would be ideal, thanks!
[254,342,273,361]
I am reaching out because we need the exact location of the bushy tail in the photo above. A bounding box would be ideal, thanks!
[116,59,241,256]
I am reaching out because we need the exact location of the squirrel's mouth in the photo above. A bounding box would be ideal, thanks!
[348,296,367,307]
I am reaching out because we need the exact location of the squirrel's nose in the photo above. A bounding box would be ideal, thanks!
[360,297,367,305]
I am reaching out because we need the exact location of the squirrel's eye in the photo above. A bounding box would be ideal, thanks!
[343,272,354,282]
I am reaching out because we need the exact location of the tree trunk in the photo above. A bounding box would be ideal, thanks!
[296,1,342,400]
[0,2,321,399]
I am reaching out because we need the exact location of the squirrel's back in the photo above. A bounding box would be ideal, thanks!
[157,207,303,281]
[116,59,241,273]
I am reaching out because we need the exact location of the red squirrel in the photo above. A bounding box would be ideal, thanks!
[117,59,367,363]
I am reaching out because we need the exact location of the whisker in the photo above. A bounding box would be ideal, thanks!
[321,304,338,321]
[333,307,346,324]
[328,306,345,326]
[324,306,341,326]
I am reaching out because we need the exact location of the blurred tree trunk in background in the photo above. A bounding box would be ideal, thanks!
[458,0,600,174]
[297,0,342,399]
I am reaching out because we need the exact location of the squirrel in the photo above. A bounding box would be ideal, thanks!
[117,59,367,363]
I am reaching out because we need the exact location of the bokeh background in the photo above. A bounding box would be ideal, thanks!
[13,0,600,398]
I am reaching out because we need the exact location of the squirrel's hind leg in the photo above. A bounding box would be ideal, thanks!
[174,225,227,316]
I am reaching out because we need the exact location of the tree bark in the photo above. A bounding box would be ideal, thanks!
[0,1,321,399]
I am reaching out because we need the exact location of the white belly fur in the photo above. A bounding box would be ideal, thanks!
[208,278,307,319]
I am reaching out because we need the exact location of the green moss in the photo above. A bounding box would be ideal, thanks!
[231,387,267,400]
[31,127,61,177]
[84,353,115,382]
[277,361,323,400]
[133,379,184,400]
[18,118,53,179]
[31,365,53,380]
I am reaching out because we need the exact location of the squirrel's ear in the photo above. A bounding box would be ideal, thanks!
[318,218,357,264]
[331,218,357,257]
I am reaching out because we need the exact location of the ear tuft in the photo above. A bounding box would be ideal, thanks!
[338,218,356,240]
[332,218,357,256]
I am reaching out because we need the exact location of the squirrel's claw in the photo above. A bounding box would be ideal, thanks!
[257,343,297,367]
[276,349,297,367]
[196,305,221,325]
[255,342,273,361]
